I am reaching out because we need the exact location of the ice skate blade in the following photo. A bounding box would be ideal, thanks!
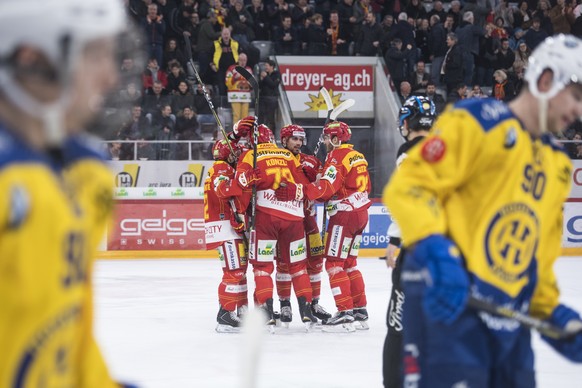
[216,324,241,333]
[355,321,369,330]
[321,322,356,333]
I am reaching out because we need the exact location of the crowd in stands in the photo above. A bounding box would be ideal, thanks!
[107,0,582,161]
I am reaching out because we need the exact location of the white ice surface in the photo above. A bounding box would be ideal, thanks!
[94,257,582,388]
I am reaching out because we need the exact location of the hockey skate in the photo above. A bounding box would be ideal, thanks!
[297,296,317,332]
[353,307,369,330]
[311,298,332,324]
[278,299,292,328]
[216,305,242,333]
[237,304,248,319]
[260,298,276,333]
[322,310,356,333]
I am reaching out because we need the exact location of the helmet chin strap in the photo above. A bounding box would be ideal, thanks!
[0,70,67,146]
[538,94,548,135]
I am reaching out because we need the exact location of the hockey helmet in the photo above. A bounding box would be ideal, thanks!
[323,121,351,143]
[212,138,237,161]
[249,124,275,146]
[280,124,306,142]
[398,96,436,139]
[526,34,582,99]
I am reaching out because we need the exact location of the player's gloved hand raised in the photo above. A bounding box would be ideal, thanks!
[411,235,469,324]
[230,213,247,234]
[541,304,582,362]
[232,115,256,138]
[275,181,304,201]
[301,155,320,182]
[236,168,262,188]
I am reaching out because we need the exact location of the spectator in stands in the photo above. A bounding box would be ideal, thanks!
[495,0,516,29]
[183,12,201,60]
[475,23,497,87]
[163,38,186,71]
[399,81,412,104]
[355,12,383,56]
[142,3,166,67]
[524,17,549,50]
[415,18,431,63]
[337,0,357,49]
[118,82,142,112]
[306,13,328,55]
[225,53,252,123]
[428,1,447,24]
[532,1,554,36]
[194,83,218,132]
[409,60,430,92]
[464,0,493,28]
[513,41,531,70]
[549,0,576,34]
[493,69,516,102]
[424,81,446,114]
[143,80,173,119]
[351,0,369,38]
[327,9,350,55]
[385,38,412,89]
[456,11,484,87]
[167,62,187,93]
[468,84,487,98]
[274,13,300,55]
[406,0,427,21]
[227,0,255,49]
[447,0,463,29]
[495,38,516,72]
[447,82,467,104]
[513,1,533,30]
[441,32,464,96]
[389,12,416,52]
[259,59,281,130]
[268,0,291,32]
[151,104,176,160]
[428,15,448,87]
[511,62,527,95]
[118,105,151,159]
[175,106,202,160]
[172,81,195,115]
[213,27,240,96]
[142,58,168,91]
[567,132,582,159]
[491,17,510,40]
[247,0,270,41]
[197,11,221,79]
[292,0,315,25]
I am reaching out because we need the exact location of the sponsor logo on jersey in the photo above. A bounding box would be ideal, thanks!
[388,289,405,331]
[8,185,30,229]
[348,154,364,165]
[256,240,277,262]
[224,241,240,270]
[351,235,361,256]
[403,344,421,385]
[322,165,338,183]
[328,225,343,257]
[421,137,446,163]
[289,238,307,262]
[504,127,517,148]
[340,237,352,259]
[485,202,539,284]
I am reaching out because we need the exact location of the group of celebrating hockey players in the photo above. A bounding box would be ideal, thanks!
[204,115,372,333]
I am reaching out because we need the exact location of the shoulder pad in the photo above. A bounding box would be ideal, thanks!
[454,98,514,132]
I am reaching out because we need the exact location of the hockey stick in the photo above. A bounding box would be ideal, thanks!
[313,98,356,156]
[234,66,260,255]
[182,32,236,158]
[467,296,581,340]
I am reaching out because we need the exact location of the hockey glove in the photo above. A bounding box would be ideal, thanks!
[236,168,262,188]
[301,155,320,182]
[412,235,469,324]
[232,115,257,138]
[541,304,582,362]
[230,213,247,234]
[275,181,304,201]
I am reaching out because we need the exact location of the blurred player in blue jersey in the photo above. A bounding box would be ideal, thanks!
[0,1,140,387]
[384,34,582,387]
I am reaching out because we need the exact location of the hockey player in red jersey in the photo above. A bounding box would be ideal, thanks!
[275,121,371,331]
[274,124,332,326]
[235,121,317,329]
[204,137,248,333]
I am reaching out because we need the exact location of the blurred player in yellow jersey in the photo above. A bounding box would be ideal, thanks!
[384,34,582,387]
[0,1,140,387]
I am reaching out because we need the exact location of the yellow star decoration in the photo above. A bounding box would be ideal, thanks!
[304,89,344,112]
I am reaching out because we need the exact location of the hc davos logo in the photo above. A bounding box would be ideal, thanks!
[485,203,539,283]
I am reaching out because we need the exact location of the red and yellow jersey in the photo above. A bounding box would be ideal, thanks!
[383,98,572,320]
[225,64,252,92]
[204,160,243,249]
[299,152,323,178]
[0,129,120,388]
[238,143,309,221]
[304,144,371,212]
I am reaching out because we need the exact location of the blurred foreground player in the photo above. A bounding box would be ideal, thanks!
[382,96,435,388]
[0,0,139,387]
[384,34,582,387]
[275,121,371,332]
[204,138,248,333]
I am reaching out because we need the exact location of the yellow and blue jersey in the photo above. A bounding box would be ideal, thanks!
[383,98,572,320]
[0,126,121,387]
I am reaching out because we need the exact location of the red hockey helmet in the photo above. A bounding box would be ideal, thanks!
[212,138,237,161]
[249,124,275,145]
[323,121,351,142]
[279,124,306,142]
